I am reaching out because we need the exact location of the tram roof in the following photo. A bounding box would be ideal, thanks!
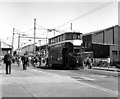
[49,32,82,40]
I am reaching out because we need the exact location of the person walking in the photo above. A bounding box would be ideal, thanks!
[86,56,91,69]
[4,51,12,74]
[16,56,21,67]
[107,57,111,69]
[22,53,29,70]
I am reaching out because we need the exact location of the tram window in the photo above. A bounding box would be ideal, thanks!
[63,34,66,41]
[55,37,57,43]
[49,40,51,44]
[51,39,52,44]
[73,34,82,40]
[66,34,73,40]
[51,39,53,43]
[57,37,60,42]
[60,36,62,41]
[53,38,55,43]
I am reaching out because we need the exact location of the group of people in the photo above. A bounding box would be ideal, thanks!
[83,56,93,69]
[3,51,29,74]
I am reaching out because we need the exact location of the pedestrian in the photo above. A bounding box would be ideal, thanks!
[107,56,111,69]
[38,55,41,67]
[17,56,21,67]
[86,56,91,69]
[28,56,31,66]
[3,51,12,74]
[22,53,29,70]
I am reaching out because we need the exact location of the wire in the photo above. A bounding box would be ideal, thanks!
[55,0,118,29]
[36,23,47,30]
[16,28,33,34]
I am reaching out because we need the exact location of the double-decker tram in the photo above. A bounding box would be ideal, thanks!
[48,32,83,69]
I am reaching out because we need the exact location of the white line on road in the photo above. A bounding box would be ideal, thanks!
[80,76,95,80]
[73,78,118,95]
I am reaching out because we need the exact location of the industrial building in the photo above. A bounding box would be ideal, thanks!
[83,25,120,62]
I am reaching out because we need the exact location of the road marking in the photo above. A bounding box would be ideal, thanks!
[80,77,95,80]
[90,74,107,78]
[72,76,95,81]
[72,78,118,95]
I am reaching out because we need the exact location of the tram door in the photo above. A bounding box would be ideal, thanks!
[62,48,68,66]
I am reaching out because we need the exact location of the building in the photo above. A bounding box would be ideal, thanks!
[19,44,37,56]
[0,40,12,56]
[83,25,120,62]
[19,43,48,56]
[0,40,12,60]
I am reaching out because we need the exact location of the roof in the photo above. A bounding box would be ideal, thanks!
[49,32,82,40]
[83,25,119,36]
[0,41,12,48]
[83,30,102,36]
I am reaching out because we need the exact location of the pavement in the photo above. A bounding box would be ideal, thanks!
[92,66,120,72]
[82,67,119,77]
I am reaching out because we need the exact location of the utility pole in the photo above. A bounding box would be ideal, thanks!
[34,18,36,56]
[39,40,41,53]
[11,28,15,56]
[0,39,2,59]
[53,29,55,36]
[18,32,20,56]
[71,23,72,31]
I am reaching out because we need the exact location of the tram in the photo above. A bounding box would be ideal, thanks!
[48,32,83,69]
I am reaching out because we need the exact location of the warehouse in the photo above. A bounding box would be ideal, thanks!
[83,25,120,62]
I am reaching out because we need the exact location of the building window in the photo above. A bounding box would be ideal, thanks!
[112,50,117,55]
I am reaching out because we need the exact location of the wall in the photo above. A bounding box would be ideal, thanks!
[20,44,34,55]
[118,25,120,61]
[92,31,104,44]
[82,34,92,51]
[83,25,119,62]
[92,44,109,58]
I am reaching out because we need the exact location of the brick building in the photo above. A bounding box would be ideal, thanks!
[83,25,120,62]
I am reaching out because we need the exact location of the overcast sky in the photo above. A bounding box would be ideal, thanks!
[0,0,118,49]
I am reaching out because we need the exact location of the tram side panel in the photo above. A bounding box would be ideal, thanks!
[48,45,63,67]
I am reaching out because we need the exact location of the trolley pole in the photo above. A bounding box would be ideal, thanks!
[34,18,36,56]
[11,28,15,56]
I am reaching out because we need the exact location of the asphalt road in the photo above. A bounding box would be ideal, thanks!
[0,63,119,98]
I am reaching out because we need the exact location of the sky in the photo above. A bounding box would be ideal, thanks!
[0,0,118,49]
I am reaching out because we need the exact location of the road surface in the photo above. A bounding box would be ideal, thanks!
[0,63,119,98]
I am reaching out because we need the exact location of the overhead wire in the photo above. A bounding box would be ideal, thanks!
[55,0,118,29]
